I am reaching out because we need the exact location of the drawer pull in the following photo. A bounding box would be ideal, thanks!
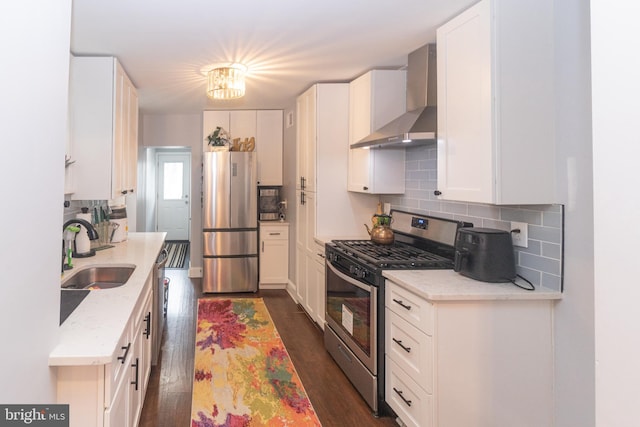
[144,312,152,339]
[393,387,412,407]
[392,298,412,311]
[117,343,131,364]
[131,357,139,391]
[392,338,411,353]
[269,232,281,236]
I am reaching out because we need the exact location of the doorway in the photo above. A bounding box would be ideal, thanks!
[156,152,191,241]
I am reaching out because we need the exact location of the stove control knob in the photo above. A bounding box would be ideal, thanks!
[357,269,367,279]
[349,265,357,275]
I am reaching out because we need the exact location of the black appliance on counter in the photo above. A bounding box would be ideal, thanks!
[324,210,472,416]
[454,227,516,282]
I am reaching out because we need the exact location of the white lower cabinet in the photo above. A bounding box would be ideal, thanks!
[311,243,326,328]
[104,362,128,427]
[298,240,326,329]
[385,283,434,427]
[386,357,432,427]
[295,190,326,328]
[259,222,289,287]
[385,280,554,427]
[57,277,153,427]
[129,288,152,427]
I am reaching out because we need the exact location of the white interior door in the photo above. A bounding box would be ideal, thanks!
[157,152,190,240]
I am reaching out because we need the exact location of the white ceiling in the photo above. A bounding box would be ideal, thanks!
[70,0,476,114]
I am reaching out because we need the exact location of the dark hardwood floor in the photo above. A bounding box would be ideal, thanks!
[139,266,398,427]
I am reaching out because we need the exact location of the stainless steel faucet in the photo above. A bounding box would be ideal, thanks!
[63,218,99,240]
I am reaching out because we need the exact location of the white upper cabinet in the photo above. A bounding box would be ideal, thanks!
[202,110,283,185]
[436,0,556,205]
[70,57,138,201]
[256,110,283,186]
[296,86,317,192]
[348,70,407,194]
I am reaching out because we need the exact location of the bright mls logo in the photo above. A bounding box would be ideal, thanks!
[0,405,69,427]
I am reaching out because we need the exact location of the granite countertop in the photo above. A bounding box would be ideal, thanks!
[383,269,563,301]
[49,232,166,366]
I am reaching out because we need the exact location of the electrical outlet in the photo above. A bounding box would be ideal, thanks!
[510,221,529,248]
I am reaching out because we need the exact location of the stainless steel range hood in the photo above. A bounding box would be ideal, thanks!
[351,44,437,149]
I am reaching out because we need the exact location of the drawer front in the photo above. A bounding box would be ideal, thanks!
[386,281,434,335]
[261,225,289,240]
[133,283,152,331]
[106,319,132,406]
[386,310,433,394]
[313,241,326,264]
[386,356,432,427]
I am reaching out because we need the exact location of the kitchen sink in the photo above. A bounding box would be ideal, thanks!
[62,265,135,290]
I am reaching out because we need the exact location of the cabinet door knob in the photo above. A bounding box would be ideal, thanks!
[363,186,368,191]
[434,190,442,196]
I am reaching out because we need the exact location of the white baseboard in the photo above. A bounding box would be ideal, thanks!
[285,280,298,302]
[259,283,287,290]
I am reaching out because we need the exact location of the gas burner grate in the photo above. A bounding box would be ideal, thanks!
[332,239,452,269]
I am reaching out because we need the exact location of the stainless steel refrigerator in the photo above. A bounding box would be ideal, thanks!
[202,151,258,293]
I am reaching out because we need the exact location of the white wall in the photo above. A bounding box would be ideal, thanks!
[141,114,202,275]
[591,1,640,425]
[552,1,596,426]
[0,0,72,402]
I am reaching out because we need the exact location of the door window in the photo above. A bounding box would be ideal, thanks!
[163,162,184,200]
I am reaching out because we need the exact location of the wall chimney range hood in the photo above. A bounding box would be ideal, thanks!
[351,44,437,149]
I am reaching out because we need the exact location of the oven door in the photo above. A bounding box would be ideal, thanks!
[325,260,377,374]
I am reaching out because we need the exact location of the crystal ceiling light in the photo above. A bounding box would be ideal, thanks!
[206,64,247,100]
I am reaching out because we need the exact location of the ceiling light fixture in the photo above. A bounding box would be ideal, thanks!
[207,64,247,100]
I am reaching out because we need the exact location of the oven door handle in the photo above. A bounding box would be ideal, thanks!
[326,261,373,293]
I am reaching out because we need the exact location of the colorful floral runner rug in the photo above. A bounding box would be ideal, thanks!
[191,298,322,427]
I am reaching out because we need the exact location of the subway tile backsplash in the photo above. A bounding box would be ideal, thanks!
[381,144,564,291]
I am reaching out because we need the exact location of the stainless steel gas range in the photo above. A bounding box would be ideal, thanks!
[324,210,471,415]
